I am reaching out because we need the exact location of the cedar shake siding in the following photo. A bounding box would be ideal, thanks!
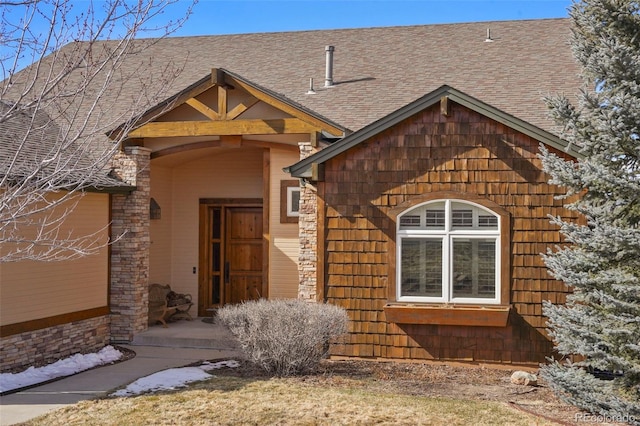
[319,100,580,365]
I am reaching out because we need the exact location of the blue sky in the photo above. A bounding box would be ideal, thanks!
[170,0,573,36]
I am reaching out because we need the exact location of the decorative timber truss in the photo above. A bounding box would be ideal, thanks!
[115,68,345,155]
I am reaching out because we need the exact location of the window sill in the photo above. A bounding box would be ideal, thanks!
[383,304,510,327]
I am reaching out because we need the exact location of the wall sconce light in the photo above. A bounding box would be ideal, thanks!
[150,197,161,220]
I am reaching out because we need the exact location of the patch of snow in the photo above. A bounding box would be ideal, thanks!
[0,346,123,393]
[110,360,240,397]
[198,360,240,371]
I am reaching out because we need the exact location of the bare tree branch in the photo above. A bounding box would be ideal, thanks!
[0,0,196,262]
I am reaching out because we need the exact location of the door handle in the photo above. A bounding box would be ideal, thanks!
[224,261,230,284]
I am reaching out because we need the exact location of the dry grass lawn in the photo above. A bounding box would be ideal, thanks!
[24,376,556,426]
[22,359,583,425]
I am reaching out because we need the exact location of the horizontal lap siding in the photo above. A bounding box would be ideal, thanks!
[0,193,110,325]
[269,148,302,299]
[322,102,580,365]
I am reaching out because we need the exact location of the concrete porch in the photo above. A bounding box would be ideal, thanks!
[130,317,240,351]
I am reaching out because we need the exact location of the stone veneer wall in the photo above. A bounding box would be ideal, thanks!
[0,315,109,373]
[109,146,151,342]
[298,142,319,301]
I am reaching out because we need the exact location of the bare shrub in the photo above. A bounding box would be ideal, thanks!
[217,299,348,376]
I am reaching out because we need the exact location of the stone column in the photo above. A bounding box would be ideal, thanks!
[298,142,319,301]
[109,146,151,342]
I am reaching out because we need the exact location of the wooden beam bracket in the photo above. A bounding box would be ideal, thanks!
[186,98,220,120]
[122,138,144,148]
[311,162,325,181]
[310,131,319,148]
[128,118,317,138]
[211,68,234,89]
[440,96,450,116]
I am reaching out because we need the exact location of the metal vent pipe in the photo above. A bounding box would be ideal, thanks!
[325,45,335,87]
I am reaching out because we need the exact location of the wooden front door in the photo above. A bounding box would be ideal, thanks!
[225,208,263,304]
[199,204,264,315]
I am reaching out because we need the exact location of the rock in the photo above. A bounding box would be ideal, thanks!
[510,371,538,386]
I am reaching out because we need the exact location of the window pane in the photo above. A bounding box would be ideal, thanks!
[401,238,442,297]
[399,215,421,228]
[452,239,495,299]
[212,207,221,239]
[452,240,473,296]
[211,275,221,305]
[212,242,221,272]
[477,241,496,296]
[425,209,445,229]
[451,209,473,229]
[478,215,498,229]
[290,189,300,213]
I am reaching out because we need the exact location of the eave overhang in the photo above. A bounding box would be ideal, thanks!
[284,85,582,179]
[85,184,136,194]
[0,172,135,195]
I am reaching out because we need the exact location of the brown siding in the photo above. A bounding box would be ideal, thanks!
[321,101,580,365]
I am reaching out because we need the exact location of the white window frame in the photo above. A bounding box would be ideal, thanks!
[397,199,501,305]
[286,186,300,217]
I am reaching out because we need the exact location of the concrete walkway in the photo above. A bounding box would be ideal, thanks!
[0,319,241,425]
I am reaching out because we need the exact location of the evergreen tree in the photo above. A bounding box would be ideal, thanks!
[539,0,640,422]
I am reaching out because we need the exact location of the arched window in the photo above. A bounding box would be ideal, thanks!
[397,199,501,304]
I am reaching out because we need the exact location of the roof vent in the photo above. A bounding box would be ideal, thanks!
[306,77,316,94]
[325,45,335,88]
[485,28,494,42]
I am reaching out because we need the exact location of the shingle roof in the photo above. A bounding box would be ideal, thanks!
[0,101,134,192]
[5,18,581,170]
[109,18,579,134]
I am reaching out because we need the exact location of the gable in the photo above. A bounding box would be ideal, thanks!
[316,96,582,366]
[115,69,346,154]
[285,85,581,179]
